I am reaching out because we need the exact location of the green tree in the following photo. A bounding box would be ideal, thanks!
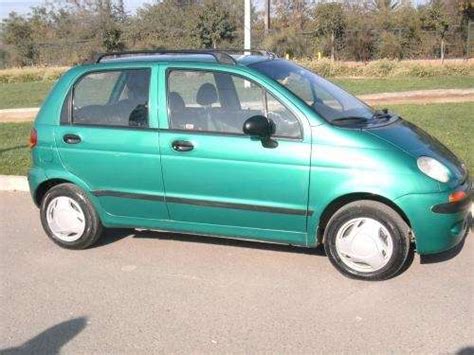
[102,26,125,51]
[262,30,307,58]
[194,0,235,49]
[273,0,309,31]
[420,0,450,62]
[342,4,377,61]
[377,32,403,58]
[1,12,38,66]
[313,2,346,61]
[127,0,199,49]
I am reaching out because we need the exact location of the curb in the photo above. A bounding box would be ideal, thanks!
[0,107,39,123]
[0,175,29,192]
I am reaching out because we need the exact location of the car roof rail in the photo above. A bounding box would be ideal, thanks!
[89,49,238,65]
[214,49,278,59]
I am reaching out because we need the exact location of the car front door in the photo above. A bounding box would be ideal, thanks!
[158,65,312,245]
[55,66,168,221]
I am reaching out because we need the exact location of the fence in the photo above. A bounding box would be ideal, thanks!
[1,26,472,68]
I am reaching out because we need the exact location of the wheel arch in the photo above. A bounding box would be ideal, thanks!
[316,192,412,244]
[34,178,73,206]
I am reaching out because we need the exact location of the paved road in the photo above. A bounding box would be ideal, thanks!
[1,191,473,354]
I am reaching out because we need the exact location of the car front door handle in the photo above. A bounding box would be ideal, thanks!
[172,140,194,152]
[63,134,81,144]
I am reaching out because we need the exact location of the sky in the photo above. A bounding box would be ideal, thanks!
[0,0,430,20]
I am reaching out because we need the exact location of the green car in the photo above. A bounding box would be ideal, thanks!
[28,50,472,280]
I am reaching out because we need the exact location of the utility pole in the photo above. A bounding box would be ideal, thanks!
[264,0,270,36]
[245,0,251,52]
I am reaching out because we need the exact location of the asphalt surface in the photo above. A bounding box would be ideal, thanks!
[1,191,473,354]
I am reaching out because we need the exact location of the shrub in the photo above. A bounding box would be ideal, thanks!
[295,58,474,78]
[0,67,68,83]
[366,59,400,77]
[0,59,472,84]
[262,31,309,58]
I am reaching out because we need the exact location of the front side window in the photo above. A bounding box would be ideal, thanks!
[72,69,150,128]
[167,70,301,138]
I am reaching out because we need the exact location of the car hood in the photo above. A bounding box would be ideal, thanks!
[367,119,468,187]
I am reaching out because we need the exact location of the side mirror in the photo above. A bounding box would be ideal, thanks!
[243,115,275,138]
[243,115,278,148]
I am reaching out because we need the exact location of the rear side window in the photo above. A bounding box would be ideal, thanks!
[71,69,150,128]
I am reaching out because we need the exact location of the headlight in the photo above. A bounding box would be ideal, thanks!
[417,156,450,183]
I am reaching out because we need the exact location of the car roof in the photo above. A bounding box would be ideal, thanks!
[95,53,273,67]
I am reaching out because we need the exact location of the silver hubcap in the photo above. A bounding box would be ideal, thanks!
[335,217,393,273]
[46,196,86,242]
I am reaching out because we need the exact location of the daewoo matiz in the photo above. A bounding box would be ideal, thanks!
[28,49,472,280]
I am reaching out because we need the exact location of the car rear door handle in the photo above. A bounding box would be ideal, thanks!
[63,134,81,144]
[171,140,194,152]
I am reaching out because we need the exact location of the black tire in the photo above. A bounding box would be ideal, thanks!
[40,183,103,249]
[324,200,410,281]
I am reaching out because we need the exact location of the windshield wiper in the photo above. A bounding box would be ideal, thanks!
[332,116,369,124]
[372,108,391,119]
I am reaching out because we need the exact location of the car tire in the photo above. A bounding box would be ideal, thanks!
[40,183,103,249]
[324,200,410,281]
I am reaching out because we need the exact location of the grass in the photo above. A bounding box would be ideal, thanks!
[333,76,474,96]
[0,81,55,109]
[0,122,32,175]
[0,102,472,176]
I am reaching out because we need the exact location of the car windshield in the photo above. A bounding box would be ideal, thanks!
[249,59,376,123]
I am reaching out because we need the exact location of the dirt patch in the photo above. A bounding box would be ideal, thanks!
[361,89,474,106]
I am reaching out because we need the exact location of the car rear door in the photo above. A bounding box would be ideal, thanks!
[54,65,168,220]
[158,64,312,245]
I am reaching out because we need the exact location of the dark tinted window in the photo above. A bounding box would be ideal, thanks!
[72,69,150,128]
[167,70,300,138]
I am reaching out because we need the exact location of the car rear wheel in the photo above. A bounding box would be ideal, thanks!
[40,183,103,249]
[324,200,410,281]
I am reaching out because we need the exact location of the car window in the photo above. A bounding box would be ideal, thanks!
[250,59,374,122]
[71,69,150,128]
[167,69,300,138]
[281,71,343,112]
[266,92,301,138]
[168,71,222,110]
[280,72,313,104]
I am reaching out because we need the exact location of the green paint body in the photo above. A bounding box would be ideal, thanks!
[29,59,471,254]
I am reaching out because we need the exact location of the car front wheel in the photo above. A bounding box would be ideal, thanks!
[40,183,103,249]
[324,200,411,281]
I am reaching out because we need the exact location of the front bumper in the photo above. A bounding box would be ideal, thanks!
[395,185,472,255]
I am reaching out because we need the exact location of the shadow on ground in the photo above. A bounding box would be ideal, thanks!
[94,226,472,269]
[1,317,87,354]
[0,145,27,154]
[95,227,326,256]
[456,346,474,355]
